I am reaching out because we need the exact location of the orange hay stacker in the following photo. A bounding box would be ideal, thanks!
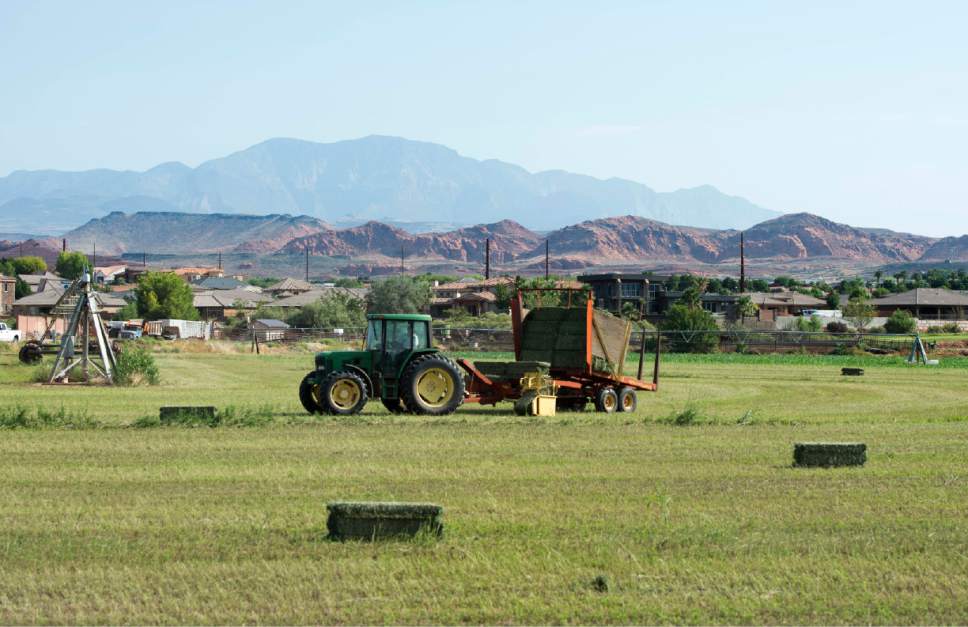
[458,288,659,414]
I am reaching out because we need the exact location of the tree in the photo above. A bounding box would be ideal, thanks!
[874,270,884,287]
[12,256,46,275]
[842,296,875,332]
[55,251,89,280]
[826,292,840,309]
[15,277,30,299]
[750,279,770,292]
[366,276,432,313]
[795,315,823,332]
[135,272,198,321]
[735,295,758,322]
[660,304,719,353]
[116,300,140,320]
[287,294,366,329]
[884,309,916,334]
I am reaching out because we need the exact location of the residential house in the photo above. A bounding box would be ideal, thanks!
[192,289,274,320]
[870,288,968,321]
[0,274,16,315]
[249,318,291,341]
[93,265,127,285]
[579,273,673,317]
[429,277,515,317]
[191,276,248,291]
[172,267,224,282]
[12,283,127,338]
[272,286,367,308]
[265,277,313,298]
[19,272,65,294]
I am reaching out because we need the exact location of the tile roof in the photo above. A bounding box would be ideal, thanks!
[267,277,313,292]
[253,319,290,328]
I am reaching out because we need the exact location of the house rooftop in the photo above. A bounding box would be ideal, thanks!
[870,288,968,307]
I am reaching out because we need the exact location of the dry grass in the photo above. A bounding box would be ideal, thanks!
[0,350,967,623]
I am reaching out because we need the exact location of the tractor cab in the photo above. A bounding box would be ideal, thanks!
[299,313,464,416]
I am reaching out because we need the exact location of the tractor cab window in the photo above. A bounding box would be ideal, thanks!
[365,320,383,350]
[413,322,430,350]
[386,320,412,353]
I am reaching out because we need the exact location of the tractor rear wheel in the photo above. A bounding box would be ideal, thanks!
[594,386,618,413]
[400,354,465,415]
[299,372,325,414]
[319,370,368,415]
[618,387,637,413]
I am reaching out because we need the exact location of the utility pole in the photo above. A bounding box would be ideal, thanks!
[92,241,96,269]
[143,252,147,267]
[739,232,746,293]
[62,238,67,252]
[544,240,550,279]
[218,251,222,271]
[485,238,490,280]
[400,245,405,273]
[305,247,310,282]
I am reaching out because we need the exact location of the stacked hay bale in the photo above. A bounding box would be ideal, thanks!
[794,442,867,467]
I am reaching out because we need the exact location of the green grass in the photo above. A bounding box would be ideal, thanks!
[1,349,967,623]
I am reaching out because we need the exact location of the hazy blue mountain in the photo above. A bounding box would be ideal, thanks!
[0,135,780,232]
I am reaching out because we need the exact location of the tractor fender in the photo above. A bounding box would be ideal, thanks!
[342,364,374,397]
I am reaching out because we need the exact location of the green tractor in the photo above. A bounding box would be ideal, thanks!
[299,313,466,416]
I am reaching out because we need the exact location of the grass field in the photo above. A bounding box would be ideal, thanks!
[1,346,967,624]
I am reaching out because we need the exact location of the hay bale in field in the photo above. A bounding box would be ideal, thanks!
[159,406,216,426]
[841,367,865,376]
[326,501,443,540]
[794,442,867,467]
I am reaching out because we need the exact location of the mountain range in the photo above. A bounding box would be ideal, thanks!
[0,135,779,233]
[12,210,963,279]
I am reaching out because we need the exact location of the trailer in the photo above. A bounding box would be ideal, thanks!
[458,288,659,414]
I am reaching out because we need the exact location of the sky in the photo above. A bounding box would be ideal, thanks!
[1,0,966,236]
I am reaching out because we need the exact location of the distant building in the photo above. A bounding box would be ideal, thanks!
[93,265,127,285]
[18,272,64,294]
[0,274,16,315]
[265,277,313,298]
[249,318,290,341]
[192,289,274,320]
[191,276,247,291]
[578,273,671,317]
[870,288,968,321]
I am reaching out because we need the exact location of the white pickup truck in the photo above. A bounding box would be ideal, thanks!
[0,322,21,342]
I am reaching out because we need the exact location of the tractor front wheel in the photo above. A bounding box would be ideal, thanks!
[299,372,325,414]
[319,371,369,415]
[400,354,465,415]
[595,386,618,413]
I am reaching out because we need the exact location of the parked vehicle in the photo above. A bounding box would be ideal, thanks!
[0,322,21,343]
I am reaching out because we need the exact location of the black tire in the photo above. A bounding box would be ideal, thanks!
[381,397,409,414]
[618,386,637,413]
[319,370,368,415]
[400,354,465,416]
[514,390,538,416]
[299,372,325,415]
[594,386,618,413]
[557,396,588,412]
[19,342,43,365]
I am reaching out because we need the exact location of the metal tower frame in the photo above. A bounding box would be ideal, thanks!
[47,273,117,384]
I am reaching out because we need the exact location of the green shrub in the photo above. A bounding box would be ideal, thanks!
[660,304,719,353]
[114,344,160,386]
[884,310,916,334]
[0,405,101,429]
[794,315,823,332]
[665,405,707,426]
[942,322,961,334]
[826,321,849,334]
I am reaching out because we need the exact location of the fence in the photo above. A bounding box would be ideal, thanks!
[217,325,919,355]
